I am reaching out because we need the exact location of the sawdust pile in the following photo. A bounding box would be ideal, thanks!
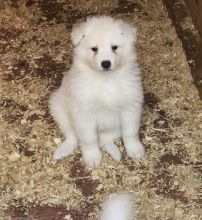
[0,0,201,219]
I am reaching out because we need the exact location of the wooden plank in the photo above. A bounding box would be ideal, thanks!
[184,0,202,37]
[185,0,202,99]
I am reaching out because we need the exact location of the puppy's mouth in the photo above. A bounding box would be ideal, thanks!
[101,68,111,72]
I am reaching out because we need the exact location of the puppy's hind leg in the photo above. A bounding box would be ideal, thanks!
[49,92,78,160]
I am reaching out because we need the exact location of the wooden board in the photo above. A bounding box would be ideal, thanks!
[185,0,202,99]
[184,0,202,37]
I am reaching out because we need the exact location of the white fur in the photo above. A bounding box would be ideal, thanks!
[100,192,136,220]
[49,16,145,167]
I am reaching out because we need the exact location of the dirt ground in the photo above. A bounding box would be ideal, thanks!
[0,0,201,219]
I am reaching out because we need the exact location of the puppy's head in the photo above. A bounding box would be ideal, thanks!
[71,16,137,73]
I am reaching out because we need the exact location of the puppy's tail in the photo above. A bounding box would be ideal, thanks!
[99,192,136,220]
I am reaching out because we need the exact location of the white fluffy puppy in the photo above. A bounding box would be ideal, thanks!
[49,16,144,167]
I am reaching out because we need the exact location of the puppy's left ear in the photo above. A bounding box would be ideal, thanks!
[71,21,86,46]
[119,21,137,43]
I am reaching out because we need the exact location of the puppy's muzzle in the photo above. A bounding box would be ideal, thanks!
[101,60,111,71]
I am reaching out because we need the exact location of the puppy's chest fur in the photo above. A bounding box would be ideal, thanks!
[83,78,125,130]
[84,75,134,112]
[94,80,123,110]
[65,70,139,112]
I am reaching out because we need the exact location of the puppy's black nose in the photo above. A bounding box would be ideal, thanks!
[101,60,111,70]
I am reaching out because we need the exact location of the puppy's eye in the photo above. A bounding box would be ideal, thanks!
[91,47,98,52]
[112,45,118,51]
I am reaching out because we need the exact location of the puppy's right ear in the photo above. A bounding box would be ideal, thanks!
[71,22,86,46]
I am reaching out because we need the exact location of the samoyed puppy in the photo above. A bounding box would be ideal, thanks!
[49,16,144,167]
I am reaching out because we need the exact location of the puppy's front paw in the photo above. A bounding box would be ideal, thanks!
[82,148,102,168]
[53,140,77,160]
[102,143,121,161]
[124,138,145,159]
